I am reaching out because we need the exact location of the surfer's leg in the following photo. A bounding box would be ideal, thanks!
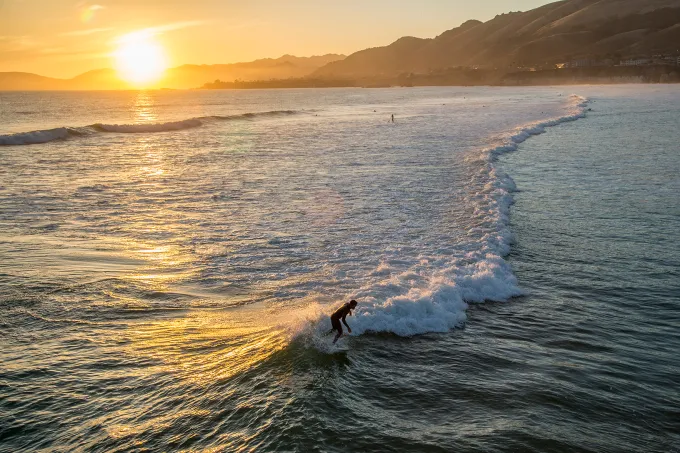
[331,318,343,344]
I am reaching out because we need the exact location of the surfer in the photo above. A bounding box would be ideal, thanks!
[391,114,395,123]
[331,299,358,344]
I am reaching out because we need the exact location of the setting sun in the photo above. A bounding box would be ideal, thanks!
[114,31,168,86]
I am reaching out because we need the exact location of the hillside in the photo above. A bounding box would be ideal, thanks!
[0,72,69,90]
[0,54,345,91]
[314,0,680,78]
[162,54,345,89]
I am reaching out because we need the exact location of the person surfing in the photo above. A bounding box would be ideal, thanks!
[330,300,358,344]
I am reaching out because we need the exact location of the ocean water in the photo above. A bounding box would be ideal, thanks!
[0,86,678,452]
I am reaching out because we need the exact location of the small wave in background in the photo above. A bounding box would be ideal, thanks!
[0,110,301,145]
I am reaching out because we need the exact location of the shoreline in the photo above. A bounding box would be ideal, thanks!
[201,66,680,90]
[3,67,679,92]
[198,80,680,90]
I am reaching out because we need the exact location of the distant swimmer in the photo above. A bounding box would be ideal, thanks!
[330,299,358,344]
[391,114,395,123]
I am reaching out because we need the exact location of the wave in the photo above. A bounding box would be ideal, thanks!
[0,127,85,146]
[0,110,301,146]
[204,110,298,121]
[90,118,203,133]
[298,95,590,341]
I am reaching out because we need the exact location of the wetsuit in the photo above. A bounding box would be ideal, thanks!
[330,303,352,335]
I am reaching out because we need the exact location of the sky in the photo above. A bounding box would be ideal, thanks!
[0,0,556,78]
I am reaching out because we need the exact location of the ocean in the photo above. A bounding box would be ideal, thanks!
[1,86,678,452]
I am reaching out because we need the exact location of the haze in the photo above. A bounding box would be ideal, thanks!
[1,0,555,78]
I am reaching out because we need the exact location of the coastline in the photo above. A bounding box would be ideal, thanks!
[200,66,680,90]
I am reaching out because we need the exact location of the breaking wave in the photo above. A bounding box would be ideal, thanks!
[0,110,300,146]
[90,119,203,133]
[0,127,85,146]
[300,95,590,341]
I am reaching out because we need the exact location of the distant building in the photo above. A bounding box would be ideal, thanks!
[620,58,651,66]
[567,59,593,68]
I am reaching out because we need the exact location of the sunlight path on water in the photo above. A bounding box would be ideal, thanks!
[125,308,289,384]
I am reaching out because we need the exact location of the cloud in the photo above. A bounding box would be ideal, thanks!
[60,27,114,37]
[114,20,207,43]
[147,20,207,34]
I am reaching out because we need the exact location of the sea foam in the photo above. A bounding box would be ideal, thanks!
[91,119,203,133]
[307,95,590,339]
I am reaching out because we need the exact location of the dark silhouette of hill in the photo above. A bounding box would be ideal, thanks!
[314,0,680,78]
[0,54,345,90]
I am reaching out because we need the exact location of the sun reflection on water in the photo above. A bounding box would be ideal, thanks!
[132,91,158,123]
[125,309,288,385]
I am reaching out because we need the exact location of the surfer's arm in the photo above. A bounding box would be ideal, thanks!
[342,314,352,333]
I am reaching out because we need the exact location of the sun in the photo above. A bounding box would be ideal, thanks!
[114,31,168,87]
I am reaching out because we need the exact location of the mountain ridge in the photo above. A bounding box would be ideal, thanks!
[313,0,680,78]
[3,0,679,90]
[0,54,345,91]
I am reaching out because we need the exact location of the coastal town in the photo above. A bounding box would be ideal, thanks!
[534,54,680,70]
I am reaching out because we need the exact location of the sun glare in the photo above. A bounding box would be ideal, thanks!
[114,31,168,87]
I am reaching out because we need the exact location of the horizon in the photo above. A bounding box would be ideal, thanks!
[1,0,555,79]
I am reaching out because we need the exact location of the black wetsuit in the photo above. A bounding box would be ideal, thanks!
[330,303,352,334]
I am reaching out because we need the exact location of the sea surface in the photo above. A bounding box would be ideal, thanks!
[1,86,678,453]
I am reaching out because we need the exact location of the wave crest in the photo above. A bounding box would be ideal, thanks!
[91,118,203,133]
[0,110,301,146]
[321,95,590,338]
[0,127,83,146]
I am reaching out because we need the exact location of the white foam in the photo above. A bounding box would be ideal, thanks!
[305,94,591,339]
[92,118,203,133]
[276,302,349,354]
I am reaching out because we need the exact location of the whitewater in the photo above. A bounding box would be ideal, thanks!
[0,89,588,339]
[338,94,589,337]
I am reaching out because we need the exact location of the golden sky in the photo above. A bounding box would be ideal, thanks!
[0,0,553,78]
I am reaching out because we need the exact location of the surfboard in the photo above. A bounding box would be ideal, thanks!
[328,337,349,353]
[312,331,349,353]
